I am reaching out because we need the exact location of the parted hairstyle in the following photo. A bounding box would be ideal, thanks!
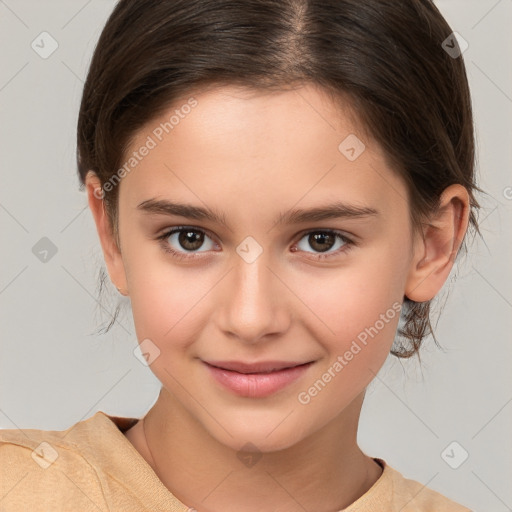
[76,0,480,358]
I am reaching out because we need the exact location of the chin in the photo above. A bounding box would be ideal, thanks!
[204,415,311,454]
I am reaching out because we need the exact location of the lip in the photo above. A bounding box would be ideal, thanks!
[203,360,314,398]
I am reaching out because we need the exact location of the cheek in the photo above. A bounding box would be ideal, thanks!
[304,286,401,402]
[295,274,402,417]
[129,270,206,341]
[293,249,407,409]
[125,244,219,361]
[301,251,406,344]
[121,241,183,333]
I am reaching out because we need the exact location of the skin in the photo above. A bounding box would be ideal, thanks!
[86,83,469,512]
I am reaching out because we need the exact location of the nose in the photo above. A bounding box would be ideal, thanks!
[214,248,291,345]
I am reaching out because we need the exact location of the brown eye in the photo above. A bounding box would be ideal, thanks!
[293,230,353,260]
[157,226,217,260]
[307,232,336,252]
[176,229,205,251]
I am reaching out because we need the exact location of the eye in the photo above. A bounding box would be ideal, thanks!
[292,229,353,260]
[157,226,354,262]
[157,226,217,260]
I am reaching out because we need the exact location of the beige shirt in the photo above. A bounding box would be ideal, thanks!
[0,411,471,511]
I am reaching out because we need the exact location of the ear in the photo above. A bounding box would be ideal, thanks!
[85,171,129,296]
[405,184,470,302]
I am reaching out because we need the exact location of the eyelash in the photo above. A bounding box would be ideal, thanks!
[156,226,355,262]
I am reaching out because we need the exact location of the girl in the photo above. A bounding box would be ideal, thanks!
[1,1,479,510]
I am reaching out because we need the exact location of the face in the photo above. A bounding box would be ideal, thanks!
[103,83,419,452]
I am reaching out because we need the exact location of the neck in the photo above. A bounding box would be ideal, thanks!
[130,388,382,512]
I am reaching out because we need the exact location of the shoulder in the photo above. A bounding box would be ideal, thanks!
[1,412,194,512]
[0,417,110,511]
[384,462,472,511]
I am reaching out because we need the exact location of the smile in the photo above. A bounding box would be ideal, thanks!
[202,360,315,398]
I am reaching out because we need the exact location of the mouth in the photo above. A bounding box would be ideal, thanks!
[203,360,313,374]
[202,360,315,398]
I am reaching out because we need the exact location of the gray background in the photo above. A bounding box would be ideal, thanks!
[1,1,511,510]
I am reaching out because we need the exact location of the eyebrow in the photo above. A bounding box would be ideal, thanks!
[136,198,379,230]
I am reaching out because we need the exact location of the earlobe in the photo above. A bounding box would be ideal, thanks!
[405,184,470,303]
[85,171,129,296]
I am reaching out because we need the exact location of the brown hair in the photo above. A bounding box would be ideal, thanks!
[76,0,480,358]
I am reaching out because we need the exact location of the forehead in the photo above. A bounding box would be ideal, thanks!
[118,83,408,222]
